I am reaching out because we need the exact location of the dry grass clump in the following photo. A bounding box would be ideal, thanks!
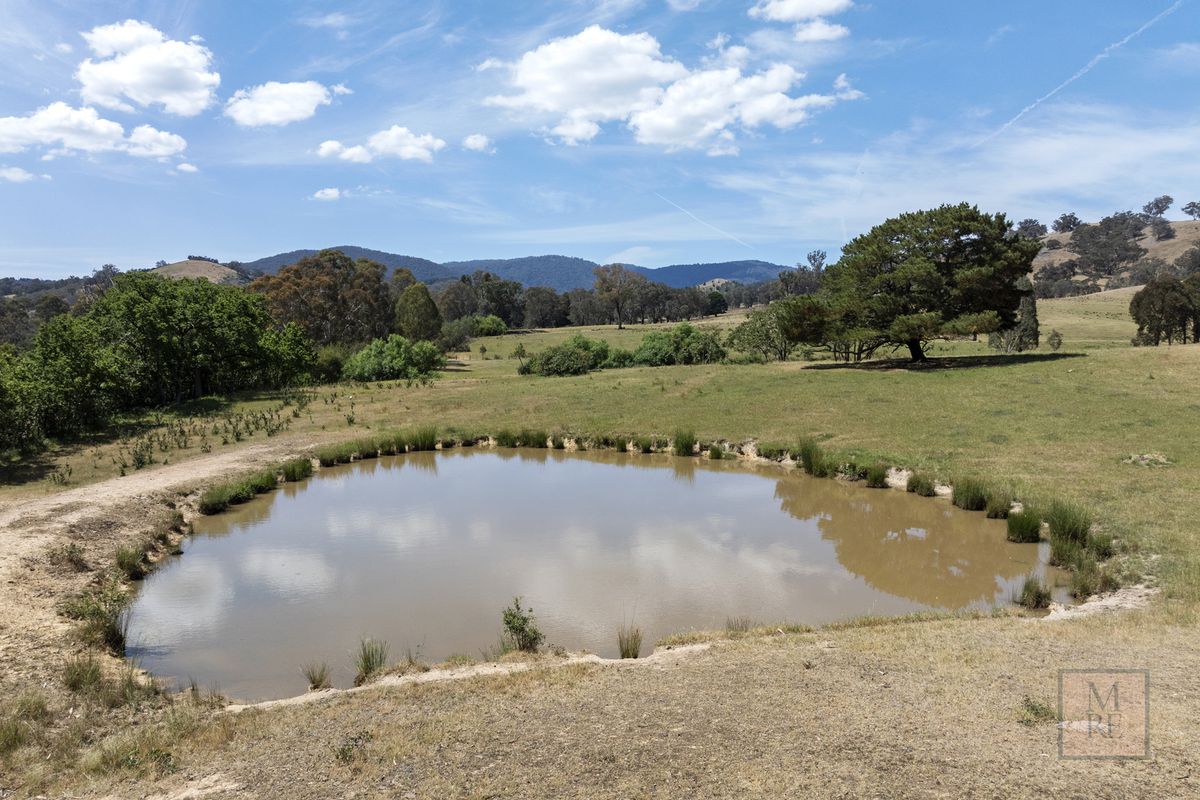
[353,638,389,686]
[617,624,643,658]
[302,661,331,691]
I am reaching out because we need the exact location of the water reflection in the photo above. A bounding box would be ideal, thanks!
[128,449,1055,701]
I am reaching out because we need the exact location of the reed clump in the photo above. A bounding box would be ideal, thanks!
[1007,510,1042,543]
[708,443,724,460]
[494,430,519,448]
[302,661,331,691]
[951,478,989,511]
[1017,576,1051,609]
[617,624,643,658]
[673,430,697,456]
[1046,502,1092,545]
[353,638,389,686]
[906,472,936,496]
[865,463,889,488]
[408,426,438,451]
[281,458,314,482]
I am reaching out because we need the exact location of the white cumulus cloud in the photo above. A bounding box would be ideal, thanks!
[312,187,341,201]
[175,162,198,173]
[318,125,446,163]
[749,0,853,22]
[225,81,336,127]
[486,26,858,153]
[793,19,849,42]
[0,166,36,183]
[462,133,494,152]
[485,25,689,144]
[0,102,186,159]
[76,19,220,116]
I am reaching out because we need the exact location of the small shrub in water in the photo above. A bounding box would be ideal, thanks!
[1018,576,1051,609]
[906,472,936,497]
[708,443,724,460]
[673,430,697,456]
[1046,502,1092,545]
[501,596,544,652]
[617,624,643,658]
[114,546,146,581]
[1007,511,1042,543]
[865,464,889,488]
[951,478,989,511]
[615,438,628,453]
[519,429,549,448]
[302,661,331,691]
[797,439,822,474]
[354,638,389,686]
[985,492,1013,519]
[281,458,313,482]
[408,426,438,451]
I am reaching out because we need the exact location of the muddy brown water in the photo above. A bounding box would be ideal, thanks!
[128,449,1064,701]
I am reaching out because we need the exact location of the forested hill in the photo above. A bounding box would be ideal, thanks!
[241,247,453,284]
[240,249,793,292]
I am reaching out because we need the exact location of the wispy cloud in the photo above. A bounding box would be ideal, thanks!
[979,1,1186,145]
[652,192,753,248]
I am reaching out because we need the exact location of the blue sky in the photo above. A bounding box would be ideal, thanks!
[1,0,1197,278]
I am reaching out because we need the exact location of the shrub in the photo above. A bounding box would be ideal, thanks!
[986,492,1013,519]
[1046,502,1092,544]
[342,335,445,382]
[797,440,823,474]
[281,458,313,482]
[114,546,147,581]
[1007,511,1042,543]
[473,315,508,336]
[1018,696,1057,726]
[501,596,544,652]
[64,653,104,693]
[601,348,634,369]
[865,464,889,488]
[951,478,989,511]
[313,343,356,384]
[354,638,389,686]
[615,438,628,453]
[674,430,697,456]
[521,335,610,376]
[906,472,936,496]
[634,435,654,454]
[617,624,642,659]
[438,317,475,352]
[408,426,438,451]
[519,429,548,448]
[551,434,565,450]
[63,579,128,652]
[708,443,724,460]
[1018,576,1051,609]
[810,453,836,478]
[494,430,519,448]
[632,324,726,366]
[302,661,331,691]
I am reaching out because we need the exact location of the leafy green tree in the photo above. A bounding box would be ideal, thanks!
[1047,329,1063,351]
[436,279,479,322]
[819,204,1040,361]
[1068,213,1147,274]
[632,323,725,366]
[706,290,729,316]
[1142,195,1174,218]
[341,335,445,382]
[473,273,525,327]
[1130,274,1195,345]
[1176,247,1200,278]
[473,314,508,336]
[395,283,443,342]
[250,249,392,346]
[1053,213,1082,233]
[593,264,647,329]
[988,278,1039,353]
[522,286,568,328]
[1016,219,1048,239]
[1183,201,1200,221]
[566,289,607,326]
[726,307,793,361]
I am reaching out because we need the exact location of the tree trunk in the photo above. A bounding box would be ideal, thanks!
[907,339,926,362]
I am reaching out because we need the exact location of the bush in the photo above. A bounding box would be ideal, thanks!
[281,458,313,482]
[951,478,989,511]
[1007,511,1042,543]
[519,429,549,448]
[354,638,389,686]
[708,444,724,460]
[986,492,1013,519]
[63,578,128,652]
[615,438,628,453]
[408,426,438,451]
[673,430,697,456]
[302,661,331,691]
[906,472,936,496]
[115,546,147,581]
[494,430,518,448]
[342,335,445,382]
[501,596,544,652]
[1046,502,1092,544]
[632,323,726,367]
[797,439,823,474]
[634,435,654,454]
[617,624,642,659]
[438,317,475,352]
[520,335,610,377]
[473,315,508,336]
[313,343,356,384]
[551,434,565,450]
[1018,576,1051,609]
[865,464,889,488]
[601,348,634,369]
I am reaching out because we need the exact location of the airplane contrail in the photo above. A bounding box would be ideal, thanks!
[978,0,1186,145]
[652,191,754,249]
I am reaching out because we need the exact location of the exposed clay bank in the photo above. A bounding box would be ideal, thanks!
[128,449,1059,700]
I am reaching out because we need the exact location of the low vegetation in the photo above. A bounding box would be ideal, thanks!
[353,638,389,686]
[617,624,643,659]
[501,597,544,653]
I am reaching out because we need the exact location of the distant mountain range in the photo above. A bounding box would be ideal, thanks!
[237,247,792,292]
